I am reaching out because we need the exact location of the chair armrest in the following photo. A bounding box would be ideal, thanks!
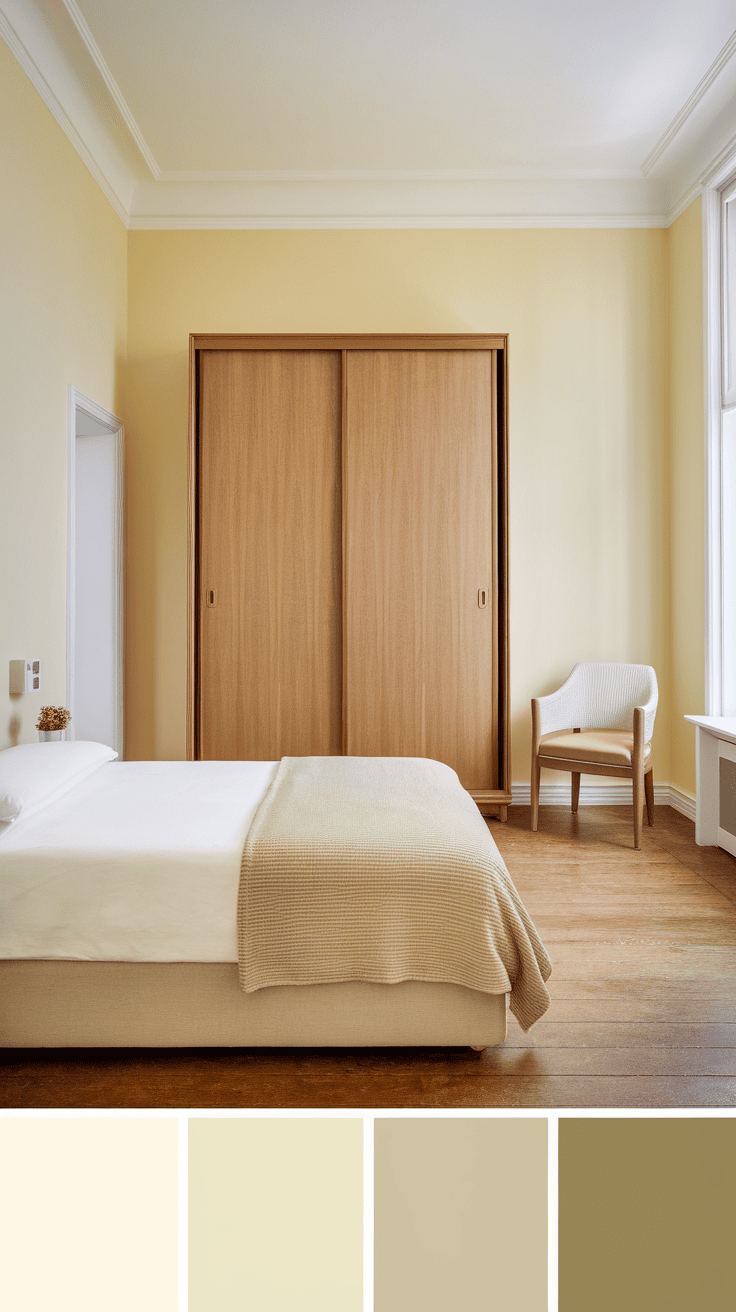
[534,668,585,737]
[636,694,657,744]
[531,698,541,755]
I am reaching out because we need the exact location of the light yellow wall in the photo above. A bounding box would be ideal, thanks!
[127,227,670,781]
[0,39,127,751]
[667,199,704,798]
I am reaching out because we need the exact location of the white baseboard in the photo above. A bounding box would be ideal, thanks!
[665,784,697,822]
[511,779,696,821]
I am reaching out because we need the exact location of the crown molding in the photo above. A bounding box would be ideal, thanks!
[2,0,735,231]
[0,0,135,222]
[699,122,736,188]
[128,210,667,231]
[61,0,161,178]
[665,181,703,227]
[129,173,667,229]
[642,27,736,176]
[158,166,643,184]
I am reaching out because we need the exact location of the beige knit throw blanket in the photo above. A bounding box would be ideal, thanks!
[237,756,552,1031]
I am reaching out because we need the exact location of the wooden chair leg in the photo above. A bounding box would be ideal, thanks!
[633,770,644,849]
[632,707,644,850]
[644,769,654,826]
[531,757,541,831]
[571,772,580,814]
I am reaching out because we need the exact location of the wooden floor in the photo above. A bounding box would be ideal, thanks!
[3,805,736,1109]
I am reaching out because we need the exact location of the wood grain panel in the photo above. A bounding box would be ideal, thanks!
[343,350,497,789]
[197,350,342,759]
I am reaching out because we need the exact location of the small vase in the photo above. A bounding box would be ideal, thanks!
[38,730,65,742]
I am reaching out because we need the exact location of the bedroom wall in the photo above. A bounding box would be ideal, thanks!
[0,38,127,752]
[667,198,705,801]
[126,227,670,786]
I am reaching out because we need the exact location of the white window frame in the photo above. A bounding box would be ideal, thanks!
[703,148,736,716]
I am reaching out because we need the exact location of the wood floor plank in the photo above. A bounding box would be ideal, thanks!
[540,945,736,977]
[502,1022,736,1048]
[4,805,736,1108]
[1,1057,735,1109]
[522,998,736,1022]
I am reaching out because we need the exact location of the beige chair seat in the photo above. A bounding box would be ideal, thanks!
[538,729,652,769]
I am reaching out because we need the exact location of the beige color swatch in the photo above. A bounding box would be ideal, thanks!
[0,1118,177,1312]
[559,1118,736,1312]
[189,1117,362,1312]
[375,1116,547,1312]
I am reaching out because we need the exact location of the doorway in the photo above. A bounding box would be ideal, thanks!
[66,387,124,755]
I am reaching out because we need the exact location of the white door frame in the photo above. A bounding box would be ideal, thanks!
[66,385,124,755]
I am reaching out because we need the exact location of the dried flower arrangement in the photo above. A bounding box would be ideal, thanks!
[36,706,72,731]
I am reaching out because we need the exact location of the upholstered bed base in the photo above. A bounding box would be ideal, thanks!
[0,961,508,1048]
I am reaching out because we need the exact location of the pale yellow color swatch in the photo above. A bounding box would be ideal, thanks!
[0,1118,177,1312]
[375,1116,547,1312]
[189,1117,363,1312]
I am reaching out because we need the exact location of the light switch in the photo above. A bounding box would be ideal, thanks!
[9,659,41,694]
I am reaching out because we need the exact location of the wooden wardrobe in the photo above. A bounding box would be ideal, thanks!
[188,334,510,816]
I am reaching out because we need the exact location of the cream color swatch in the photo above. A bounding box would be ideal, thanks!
[0,1118,177,1312]
[375,1117,547,1312]
[189,1117,363,1312]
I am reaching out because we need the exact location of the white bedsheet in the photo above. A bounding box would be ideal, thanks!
[0,760,277,962]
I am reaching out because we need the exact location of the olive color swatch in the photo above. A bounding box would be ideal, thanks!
[188,1117,363,1312]
[375,1117,548,1312]
[559,1118,736,1312]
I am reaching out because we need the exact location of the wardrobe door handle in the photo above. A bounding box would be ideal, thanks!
[478,588,487,609]
[206,588,216,607]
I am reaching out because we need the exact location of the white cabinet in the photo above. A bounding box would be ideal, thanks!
[684,716,736,853]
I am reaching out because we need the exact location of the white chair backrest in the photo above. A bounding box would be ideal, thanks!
[541,663,658,741]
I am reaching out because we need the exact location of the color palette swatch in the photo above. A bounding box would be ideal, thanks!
[375,1117,548,1312]
[0,1118,178,1312]
[559,1118,736,1312]
[189,1117,363,1312]
[4,1112,736,1312]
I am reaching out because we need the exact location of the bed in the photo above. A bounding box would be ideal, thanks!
[0,745,551,1049]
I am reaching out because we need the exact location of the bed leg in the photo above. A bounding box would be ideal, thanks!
[471,1045,487,1052]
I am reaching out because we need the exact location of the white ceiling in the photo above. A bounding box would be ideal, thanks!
[4,0,736,225]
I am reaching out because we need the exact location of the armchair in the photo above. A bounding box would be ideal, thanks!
[531,663,658,849]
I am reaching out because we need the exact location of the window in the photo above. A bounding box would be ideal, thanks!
[704,165,736,715]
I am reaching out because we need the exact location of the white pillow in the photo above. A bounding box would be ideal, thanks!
[0,740,118,822]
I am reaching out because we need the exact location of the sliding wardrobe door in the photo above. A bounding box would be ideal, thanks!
[197,350,342,759]
[343,350,498,791]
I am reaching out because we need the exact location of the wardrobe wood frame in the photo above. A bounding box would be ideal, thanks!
[187,333,511,816]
